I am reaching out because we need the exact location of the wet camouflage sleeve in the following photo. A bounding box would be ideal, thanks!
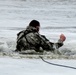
[40,35,63,50]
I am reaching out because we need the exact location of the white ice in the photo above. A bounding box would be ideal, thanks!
[0,57,76,75]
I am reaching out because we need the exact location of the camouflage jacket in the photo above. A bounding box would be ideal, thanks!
[16,26,63,52]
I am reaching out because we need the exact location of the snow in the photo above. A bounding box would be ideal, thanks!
[0,57,76,75]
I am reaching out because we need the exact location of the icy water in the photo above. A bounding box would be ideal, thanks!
[0,0,76,59]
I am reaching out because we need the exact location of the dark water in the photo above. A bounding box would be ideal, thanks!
[0,0,76,58]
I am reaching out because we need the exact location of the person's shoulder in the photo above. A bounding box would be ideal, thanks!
[17,30,25,36]
[41,35,46,38]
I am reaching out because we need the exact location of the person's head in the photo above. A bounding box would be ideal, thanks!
[29,20,40,32]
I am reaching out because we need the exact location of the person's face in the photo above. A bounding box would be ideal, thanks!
[36,26,40,32]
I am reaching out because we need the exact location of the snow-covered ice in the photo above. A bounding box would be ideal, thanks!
[0,57,76,75]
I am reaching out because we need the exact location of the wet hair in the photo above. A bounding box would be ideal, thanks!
[29,20,40,27]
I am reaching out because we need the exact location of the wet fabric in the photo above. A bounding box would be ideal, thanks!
[16,26,63,52]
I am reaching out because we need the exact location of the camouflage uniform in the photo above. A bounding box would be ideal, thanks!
[16,26,63,52]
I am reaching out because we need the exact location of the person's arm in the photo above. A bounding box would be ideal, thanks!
[39,34,66,51]
[39,35,55,51]
[17,30,25,42]
[53,34,66,49]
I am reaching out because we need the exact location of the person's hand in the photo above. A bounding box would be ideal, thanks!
[60,34,66,42]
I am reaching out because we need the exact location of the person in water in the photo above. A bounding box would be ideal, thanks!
[15,20,66,52]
